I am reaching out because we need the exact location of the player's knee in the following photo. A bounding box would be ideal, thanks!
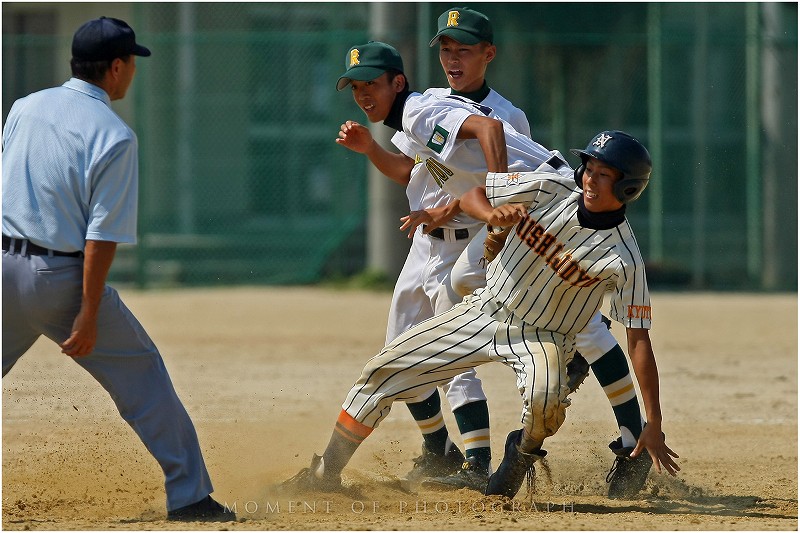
[525,388,571,442]
[451,270,484,298]
[574,324,617,363]
[444,370,487,410]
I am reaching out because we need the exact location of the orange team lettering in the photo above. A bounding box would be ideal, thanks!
[515,213,601,288]
[627,305,652,320]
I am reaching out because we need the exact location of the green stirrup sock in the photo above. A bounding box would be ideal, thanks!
[590,345,644,447]
[406,389,450,455]
[453,400,491,470]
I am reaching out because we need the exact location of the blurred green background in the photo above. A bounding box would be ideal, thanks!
[3,2,797,291]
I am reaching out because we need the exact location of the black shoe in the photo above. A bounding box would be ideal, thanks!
[405,443,465,483]
[280,454,343,493]
[167,495,236,522]
[566,352,590,394]
[422,457,490,492]
[485,429,546,498]
[606,437,653,499]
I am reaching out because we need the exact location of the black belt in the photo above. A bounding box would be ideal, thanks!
[2,235,83,257]
[546,155,568,170]
[424,226,470,241]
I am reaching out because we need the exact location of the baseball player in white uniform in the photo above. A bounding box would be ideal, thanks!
[288,130,679,499]
[333,37,550,491]
[391,12,537,489]
[392,8,539,491]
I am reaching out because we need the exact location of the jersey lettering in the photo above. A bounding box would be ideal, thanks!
[627,305,652,320]
[425,158,454,188]
[516,213,601,288]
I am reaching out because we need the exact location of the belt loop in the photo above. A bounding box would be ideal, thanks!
[20,239,28,257]
[48,248,54,258]
[9,237,16,254]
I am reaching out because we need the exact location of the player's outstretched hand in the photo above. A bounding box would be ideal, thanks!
[400,210,434,239]
[335,121,374,153]
[486,203,526,228]
[632,423,680,476]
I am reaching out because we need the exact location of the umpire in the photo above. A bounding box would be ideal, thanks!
[2,17,233,522]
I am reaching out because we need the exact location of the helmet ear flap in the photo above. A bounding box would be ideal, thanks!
[613,178,649,204]
[574,163,585,190]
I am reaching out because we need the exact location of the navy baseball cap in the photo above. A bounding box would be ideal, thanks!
[72,16,151,61]
[336,41,404,91]
[429,7,493,47]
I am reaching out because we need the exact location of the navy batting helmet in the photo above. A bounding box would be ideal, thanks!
[570,131,652,204]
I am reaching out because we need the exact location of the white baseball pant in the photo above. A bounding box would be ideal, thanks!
[386,224,488,410]
[344,290,573,448]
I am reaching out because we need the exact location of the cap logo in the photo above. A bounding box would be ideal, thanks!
[447,10,460,27]
[349,49,360,67]
[593,133,612,148]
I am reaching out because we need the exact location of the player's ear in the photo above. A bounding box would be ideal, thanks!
[392,73,406,93]
[484,44,496,64]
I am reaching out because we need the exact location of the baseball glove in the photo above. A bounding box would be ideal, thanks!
[483,226,512,263]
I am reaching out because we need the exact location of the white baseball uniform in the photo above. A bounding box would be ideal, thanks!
[385,88,532,410]
[342,165,652,446]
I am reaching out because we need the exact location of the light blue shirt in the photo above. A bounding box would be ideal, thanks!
[2,78,138,252]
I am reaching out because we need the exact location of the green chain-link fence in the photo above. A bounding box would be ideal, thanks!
[3,3,797,290]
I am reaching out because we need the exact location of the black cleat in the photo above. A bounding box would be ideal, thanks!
[167,495,237,522]
[422,457,490,492]
[606,437,653,499]
[485,429,546,498]
[405,443,465,484]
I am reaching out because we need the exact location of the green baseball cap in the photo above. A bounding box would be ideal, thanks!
[336,41,404,91]
[429,7,493,47]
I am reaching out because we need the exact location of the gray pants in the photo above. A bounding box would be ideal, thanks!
[2,250,213,511]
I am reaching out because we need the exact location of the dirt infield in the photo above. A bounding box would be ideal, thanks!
[2,287,797,530]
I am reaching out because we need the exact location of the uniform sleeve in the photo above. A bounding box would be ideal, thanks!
[85,135,138,244]
[485,169,576,209]
[2,100,22,147]
[402,95,474,163]
[608,232,652,329]
[507,108,531,138]
[391,131,415,160]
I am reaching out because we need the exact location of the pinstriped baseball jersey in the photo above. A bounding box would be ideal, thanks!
[481,168,652,333]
